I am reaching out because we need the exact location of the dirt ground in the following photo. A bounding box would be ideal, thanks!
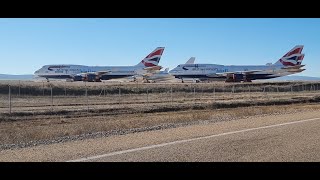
[0,80,320,148]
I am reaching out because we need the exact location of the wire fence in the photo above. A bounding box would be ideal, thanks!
[1,81,320,117]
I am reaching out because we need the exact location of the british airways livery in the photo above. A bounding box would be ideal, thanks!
[34,47,165,82]
[169,45,305,82]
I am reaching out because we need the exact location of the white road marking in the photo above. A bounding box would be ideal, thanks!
[67,117,320,162]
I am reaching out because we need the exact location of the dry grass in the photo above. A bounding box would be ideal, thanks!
[1,102,320,145]
[1,80,320,96]
[0,80,320,146]
[0,90,319,116]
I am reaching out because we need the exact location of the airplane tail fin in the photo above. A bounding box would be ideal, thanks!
[135,47,165,67]
[274,45,305,66]
[296,54,305,65]
[185,57,195,64]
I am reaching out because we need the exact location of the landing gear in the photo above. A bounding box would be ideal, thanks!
[225,74,252,83]
[242,74,252,82]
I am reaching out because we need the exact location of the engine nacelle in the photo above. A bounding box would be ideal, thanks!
[73,74,101,82]
[73,75,84,81]
[226,74,243,82]
[86,74,98,82]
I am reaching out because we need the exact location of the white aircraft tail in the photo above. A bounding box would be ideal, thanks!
[135,47,165,67]
[185,57,195,64]
[274,45,305,66]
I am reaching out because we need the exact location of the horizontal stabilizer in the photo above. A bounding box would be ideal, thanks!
[281,65,305,69]
[143,65,162,71]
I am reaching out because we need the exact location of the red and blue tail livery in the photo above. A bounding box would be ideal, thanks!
[278,45,305,66]
[137,47,165,67]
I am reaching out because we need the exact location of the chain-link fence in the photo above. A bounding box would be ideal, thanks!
[1,81,320,118]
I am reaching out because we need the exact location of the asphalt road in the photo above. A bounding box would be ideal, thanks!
[1,110,320,162]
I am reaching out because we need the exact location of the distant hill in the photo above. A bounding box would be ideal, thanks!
[259,75,320,82]
[0,74,34,80]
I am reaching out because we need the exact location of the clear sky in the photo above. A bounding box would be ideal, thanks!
[0,18,319,77]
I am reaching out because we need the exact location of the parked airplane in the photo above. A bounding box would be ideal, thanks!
[169,45,305,82]
[34,47,165,82]
[138,68,179,83]
[133,57,196,83]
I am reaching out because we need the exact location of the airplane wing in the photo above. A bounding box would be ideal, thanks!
[82,70,111,77]
[281,65,305,69]
[72,70,111,80]
[206,70,265,82]
[133,66,165,82]
[95,70,111,76]
[213,70,263,77]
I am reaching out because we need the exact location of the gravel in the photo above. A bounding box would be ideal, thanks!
[0,108,302,151]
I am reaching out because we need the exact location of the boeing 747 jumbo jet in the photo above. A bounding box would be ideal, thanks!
[132,57,196,83]
[169,45,305,82]
[34,47,165,82]
[135,68,179,83]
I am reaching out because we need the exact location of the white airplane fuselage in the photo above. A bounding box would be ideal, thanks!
[169,64,304,81]
[34,47,166,81]
[170,45,306,82]
[34,64,141,80]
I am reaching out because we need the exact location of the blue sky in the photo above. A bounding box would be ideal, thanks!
[0,18,319,77]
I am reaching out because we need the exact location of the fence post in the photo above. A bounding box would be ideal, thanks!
[171,86,173,104]
[85,82,89,113]
[193,87,196,104]
[42,81,45,96]
[147,88,149,104]
[51,85,53,112]
[118,87,121,104]
[9,85,11,115]
[265,86,269,100]
[64,81,67,96]
[18,80,21,97]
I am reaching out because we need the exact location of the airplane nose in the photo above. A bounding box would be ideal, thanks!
[34,69,40,75]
